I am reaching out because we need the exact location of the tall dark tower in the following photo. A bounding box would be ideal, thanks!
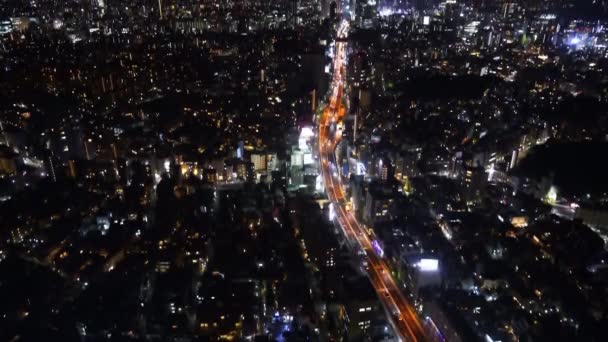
[291,0,300,27]
[330,1,338,20]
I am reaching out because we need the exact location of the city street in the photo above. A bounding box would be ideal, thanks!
[317,20,427,342]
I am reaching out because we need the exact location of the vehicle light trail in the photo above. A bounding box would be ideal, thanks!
[317,20,427,342]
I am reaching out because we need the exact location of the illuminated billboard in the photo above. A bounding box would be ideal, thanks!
[417,259,439,272]
[372,240,384,258]
[303,153,314,165]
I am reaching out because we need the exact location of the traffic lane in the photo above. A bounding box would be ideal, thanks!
[330,190,421,341]
[318,34,425,340]
[366,253,419,341]
[340,185,426,338]
[322,126,426,340]
[322,160,422,340]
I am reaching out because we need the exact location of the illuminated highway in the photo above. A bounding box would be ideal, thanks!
[317,21,427,342]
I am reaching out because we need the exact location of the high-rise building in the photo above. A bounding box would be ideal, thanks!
[330,1,338,20]
[373,157,394,181]
[463,166,485,204]
[290,0,300,27]
[354,0,378,28]
[251,153,267,172]
[45,153,58,182]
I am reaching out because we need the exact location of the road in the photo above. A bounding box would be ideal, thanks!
[317,21,427,342]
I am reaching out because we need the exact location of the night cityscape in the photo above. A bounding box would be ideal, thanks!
[1,0,608,341]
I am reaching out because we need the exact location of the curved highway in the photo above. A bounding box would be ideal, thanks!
[317,20,427,342]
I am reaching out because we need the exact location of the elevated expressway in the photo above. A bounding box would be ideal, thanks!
[317,21,427,342]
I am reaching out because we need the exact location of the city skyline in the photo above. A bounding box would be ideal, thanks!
[1,1,608,341]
